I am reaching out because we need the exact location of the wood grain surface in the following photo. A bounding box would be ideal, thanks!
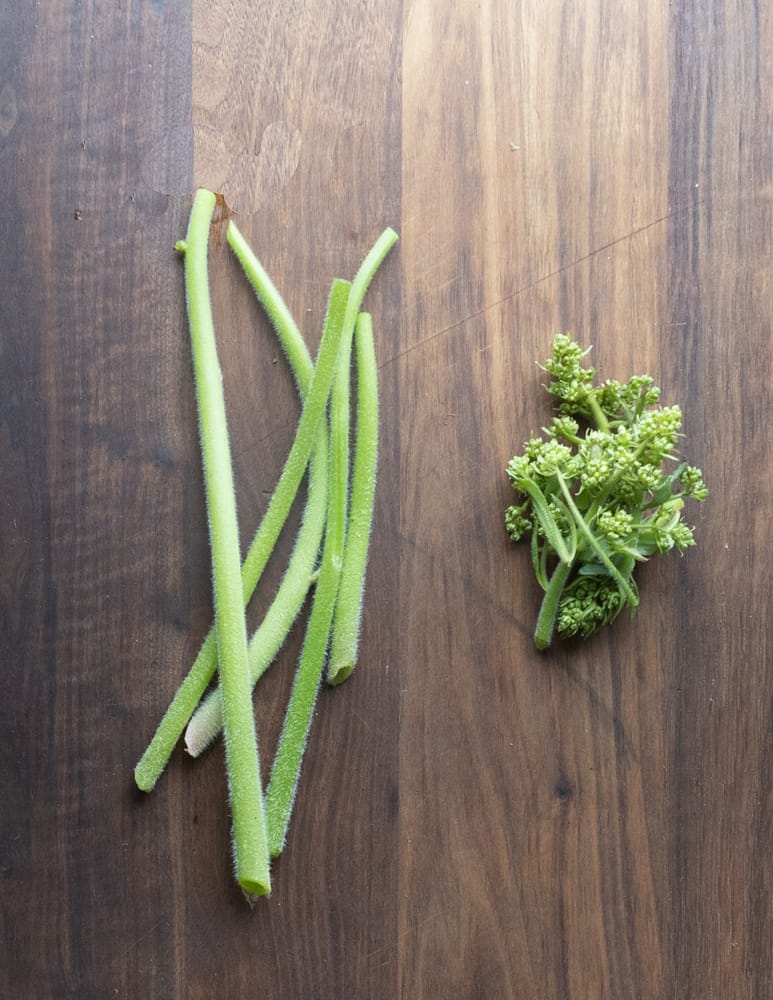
[1,1,770,998]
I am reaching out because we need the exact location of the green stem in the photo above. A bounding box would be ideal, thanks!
[226,222,313,391]
[534,559,573,650]
[587,393,610,433]
[133,275,351,792]
[184,226,329,757]
[517,478,573,564]
[327,313,379,686]
[350,228,400,317]
[264,316,352,857]
[531,524,548,590]
[556,472,639,608]
[175,188,270,898]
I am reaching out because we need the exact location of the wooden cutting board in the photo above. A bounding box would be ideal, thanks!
[2,1,770,996]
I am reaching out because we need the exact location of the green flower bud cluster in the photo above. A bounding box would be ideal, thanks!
[505,333,708,647]
[556,575,627,640]
[596,508,633,544]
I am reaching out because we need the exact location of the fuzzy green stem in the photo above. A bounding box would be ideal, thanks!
[346,227,399,330]
[517,478,573,564]
[260,231,398,850]
[184,227,328,757]
[133,275,351,792]
[174,188,269,898]
[327,313,379,686]
[556,472,639,608]
[225,222,312,389]
[587,393,610,433]
[534,559,573,649]
[264,320,352,857]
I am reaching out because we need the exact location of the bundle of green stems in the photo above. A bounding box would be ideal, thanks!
[134,188,397,900]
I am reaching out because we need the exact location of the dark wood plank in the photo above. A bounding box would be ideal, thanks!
[1,2,196,998]
[666,2,773,996]
[1,0,770,998]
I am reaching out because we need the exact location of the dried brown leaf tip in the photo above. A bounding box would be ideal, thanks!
[212,192,234,225]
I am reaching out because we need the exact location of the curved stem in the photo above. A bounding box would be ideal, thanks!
[556,472,639,608]
[226,222,312,392]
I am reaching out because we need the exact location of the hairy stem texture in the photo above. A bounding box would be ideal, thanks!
[534,559,573,650]
[133,271,351,790]
[185,226,329,756]
[327,313,379,686]
[264,312,352,857]
[176,188,270,898]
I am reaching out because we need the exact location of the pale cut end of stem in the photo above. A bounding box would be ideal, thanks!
[230,832,271,900]
[184,708,217,758]
[327,659,355,686]
[239,876,271,900]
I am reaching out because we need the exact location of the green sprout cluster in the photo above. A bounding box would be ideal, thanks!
[506,334,708,649]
